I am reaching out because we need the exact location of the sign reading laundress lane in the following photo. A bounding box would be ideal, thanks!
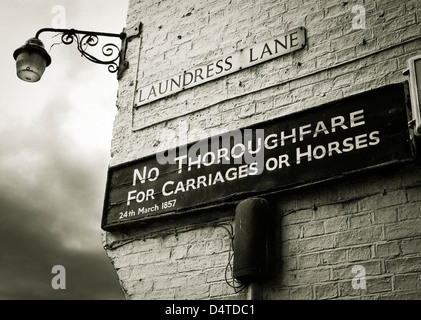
[102,84,413,230]
[135,27,306,106]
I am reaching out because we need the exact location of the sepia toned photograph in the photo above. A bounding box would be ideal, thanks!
[1,0,420,311]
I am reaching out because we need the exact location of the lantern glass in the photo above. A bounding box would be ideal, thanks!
[15,51,48,82]
[13,38,51,83]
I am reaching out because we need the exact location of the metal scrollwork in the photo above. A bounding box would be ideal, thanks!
[59,29,120,73]
[34,23,142,79]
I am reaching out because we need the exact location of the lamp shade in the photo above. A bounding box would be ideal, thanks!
[13,38,51,82]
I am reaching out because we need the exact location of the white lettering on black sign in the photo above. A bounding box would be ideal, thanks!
[102,84,413,230]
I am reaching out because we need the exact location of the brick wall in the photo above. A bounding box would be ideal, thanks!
[104,212,247,299]
[103,0,421,299]
[264,164,421,299]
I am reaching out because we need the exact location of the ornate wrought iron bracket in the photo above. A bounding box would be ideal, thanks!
[35,22,142,80]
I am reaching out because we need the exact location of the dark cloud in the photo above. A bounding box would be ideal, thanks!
[1,0,129,300]
[0,95,109,246]
[0,194,123,300]
[0,97,123,299]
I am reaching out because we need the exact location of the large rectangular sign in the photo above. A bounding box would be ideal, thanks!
[135,27,306,106]
[102,83,413,230]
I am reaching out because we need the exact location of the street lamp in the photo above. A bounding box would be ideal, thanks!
[13,37,52,82]
[13,23,142,82]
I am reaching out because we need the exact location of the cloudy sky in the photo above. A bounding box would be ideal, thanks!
[1,1,130,299]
